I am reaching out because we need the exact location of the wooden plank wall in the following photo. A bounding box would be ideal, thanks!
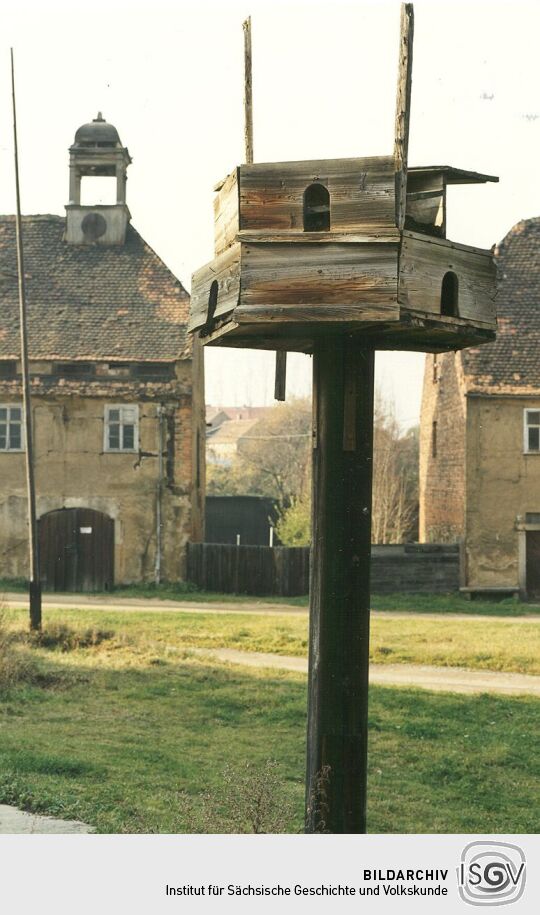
[235,242,400,323]
[186,542,460,596]
[188,242,241,332]
[239,157,396,232]
[398,232,496,324]
[186,542,310,597]
[213,169,240,255]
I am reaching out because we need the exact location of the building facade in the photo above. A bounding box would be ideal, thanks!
[0,115,205,589]
[419,218,540,598]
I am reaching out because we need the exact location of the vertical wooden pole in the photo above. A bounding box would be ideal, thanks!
[274,350,287,401]
[243,16,287,399]
[11,49,42,630]
[394,3,414,230]
[305,340,375,834]
[243,17,254,165]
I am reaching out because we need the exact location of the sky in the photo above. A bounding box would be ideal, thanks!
[1,0,539,428]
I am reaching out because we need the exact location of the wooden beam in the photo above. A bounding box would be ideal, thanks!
[306,342,375,833]
[243,17,254,165]
[394,3,414,230]
[274,350,287,401]
[242,16,288,399]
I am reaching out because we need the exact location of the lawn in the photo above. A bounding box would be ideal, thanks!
[5,605,538,675]
[0,618,538,834]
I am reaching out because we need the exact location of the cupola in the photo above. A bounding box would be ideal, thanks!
[65,113,132,245]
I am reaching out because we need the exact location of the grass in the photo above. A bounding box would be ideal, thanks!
[5,605,538,675]
[0,617,537,833]
[2,578,539,617]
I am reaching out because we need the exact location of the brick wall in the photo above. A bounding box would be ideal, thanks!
[419,352,466,542]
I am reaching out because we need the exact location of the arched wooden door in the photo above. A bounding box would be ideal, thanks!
[39,508,114,592]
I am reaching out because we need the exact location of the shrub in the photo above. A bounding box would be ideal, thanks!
[177,759,297,834]
[0,609,33,689]
[29,624,115,652]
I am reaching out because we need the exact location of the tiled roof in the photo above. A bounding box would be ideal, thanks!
[462,218,540,394]
[206,418,259,445]
[0,215,190,362]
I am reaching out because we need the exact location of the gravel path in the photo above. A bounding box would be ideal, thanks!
[0,804,93,834]
[2,593,539,622]
[187,647,540,696]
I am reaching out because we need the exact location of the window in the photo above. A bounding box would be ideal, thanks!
[104,405,139,452]
[303,183,330,232]
[431,420,437,458]
[432,354,439,383]
[57,362,95,377]
[524,410,540,453]
[0,362,17,379]
[441,271,459,317]
[0,405,24,451]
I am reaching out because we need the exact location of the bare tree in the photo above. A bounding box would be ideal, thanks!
[236,398,312,505]
[371,393,417,543]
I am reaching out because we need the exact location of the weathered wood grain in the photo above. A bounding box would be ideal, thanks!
[306,342,374,833]
[213,168,240,256]
[239,157,396,232]
[243,17,254,165]
[237,229,400,244]
[188,242,241,332]
[398,232,496,324]
[237,242,399,315]
[394,3,414,229]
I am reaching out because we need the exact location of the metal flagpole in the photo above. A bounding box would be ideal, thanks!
[11,48,42,630]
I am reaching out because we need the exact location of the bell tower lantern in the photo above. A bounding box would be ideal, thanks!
[65,113,132,245]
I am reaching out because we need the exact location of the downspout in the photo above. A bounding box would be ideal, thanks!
[155,405,164,584]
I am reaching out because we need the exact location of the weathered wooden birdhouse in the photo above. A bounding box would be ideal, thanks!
[189,9,498,355]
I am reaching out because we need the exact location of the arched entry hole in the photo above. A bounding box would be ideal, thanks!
[206,281,219,328]
[441,271,459,317]
[303,183,330,232]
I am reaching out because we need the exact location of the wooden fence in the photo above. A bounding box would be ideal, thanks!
[187,542,459,597]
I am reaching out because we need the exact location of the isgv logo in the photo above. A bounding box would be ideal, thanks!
[457,841,526,906]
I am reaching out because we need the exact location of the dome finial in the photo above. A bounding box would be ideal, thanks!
[94,112,105,122]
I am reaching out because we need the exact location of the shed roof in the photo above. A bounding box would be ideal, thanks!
[0,215,190,362]
[409,166,498,185]
[462,217,540,394]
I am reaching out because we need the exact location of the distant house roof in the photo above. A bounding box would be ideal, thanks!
[207,418,259,446]
[0,215,190,362]
[462,217,540,395]
[206,405,272,423]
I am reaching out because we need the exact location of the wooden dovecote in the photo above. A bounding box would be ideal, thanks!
[189,8,498,355]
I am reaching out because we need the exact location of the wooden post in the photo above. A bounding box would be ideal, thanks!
[394,3,414,229]
[305,340,375,834]
[243,16,287,399]
[243,17,254,165]
[11,49,42,630]
[274,350,287,401]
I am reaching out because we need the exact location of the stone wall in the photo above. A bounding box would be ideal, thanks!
[0,359,204,584]
[465,395,540,590]
[419,352,466,543]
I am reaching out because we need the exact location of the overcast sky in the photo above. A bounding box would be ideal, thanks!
[1,0,539,427]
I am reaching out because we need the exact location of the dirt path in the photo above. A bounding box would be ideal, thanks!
[2,593,539,622]
[187,647,540,696]
[0,804,93,834]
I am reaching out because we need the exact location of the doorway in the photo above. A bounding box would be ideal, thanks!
[525,530,540,600]
[39,508,114,592]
